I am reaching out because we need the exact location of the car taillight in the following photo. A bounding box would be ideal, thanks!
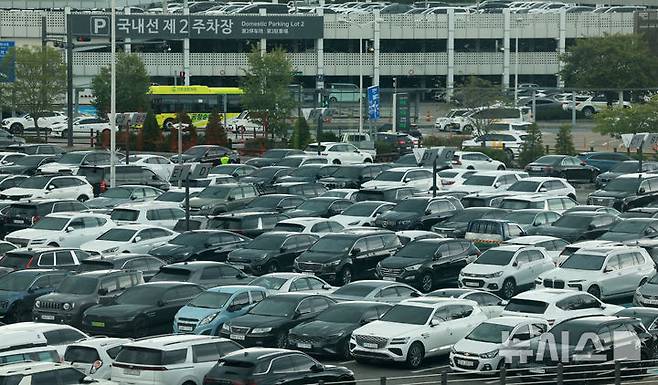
[90,360,103,374]
[25,257,34,269]
[398,140,405,145]
[547,319,555,326]
[31,215,40,225]
[100,179,108,193]
[441,180,454,185]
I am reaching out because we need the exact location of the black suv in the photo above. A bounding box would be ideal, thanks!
[588,174,658,211]
[294,229,401,285]
[374,196,463,230]
[149,230,252,263]
[207,212,289,238]
[319,164,389,189]
[240,166,294,194]
[377,239,480,293]
[33,269,144,326]
[530,211,619,242]
[355,186,419,203]
[1,199,88,235]
[227,232,319,275]
[77,165,170,196]
[374,132,413,155]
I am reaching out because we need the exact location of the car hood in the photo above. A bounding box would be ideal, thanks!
[2,187,42,197]
[228,248,272,262]
[353,320,425,338]
[189,197,221,208]
[176,305,224,321]
[6,228,59,240]
[38,163,76,173]
[0,165,29,174]
[86,197,129,209]
[37,292,91,303]
[538,268,598,282]
[361,181,403,189]
[171,154,197,162]
[589,190,630,199]
[229,314,288,328]
[84,304,148,319]
[377,211,419,222]
[597,232,638,242]
[297,250,341,264]
[462,263,505,275]
[80,240,121,252]
[453,338,501,355]
[286,209,321,218]
[150,243,194,258]
[381,256,426,269]
[290,320,353,337]
[331,215,367,226]
[245,158,276,168]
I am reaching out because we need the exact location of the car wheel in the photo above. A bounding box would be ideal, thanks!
[9,123,22,135]
[587,285,601,300]
[640,278,648,287]
[60,129,68,138]
[163,118,175,130]
[406,342,425,369]
[340,339,352,360]
[497,164,506,170]
[338,266,352,286]
[363,158,372,163]
[77,195,89,202]
[462,125,473,134]
[332,159,341,165]
[420,273,433,293]
[275,332,287,349]
[501,278,516,300]
[266,262,278,274]
[329,97,338,103]
[583,107,595,118]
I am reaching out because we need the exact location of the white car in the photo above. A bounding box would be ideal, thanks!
[438,169,477,189]
[0,175,94,202]
[248,273,335,296]
[350,298,488,368]
[503,236,569,264]
[0,362,116,385]
[361,167,434,191]
[459,245,555,299]
[498,194,578,214]
[110,202,185,229]
[505,177,577,199]
[112,335,242,385]
[501,289,624,326]
[452,151,506,171]
[434,108,470,132]
[461,131,527,159]
[0,151,26,165]
[272,217,344,236]
[4,212,114,248]
[561,94,631,118]
[305,142,374,164]
[80,224,177,256]
[556,240,621,267]
[37,150,112,175]
[64,337,131,379]
[0,322,89,356]
[320,188,359,200]
[450,316,549,372]
[128,154,176,181]
[454,171,524,194]
[1,111,66,134]
[49,117,110,138]
[330,201,394,227]
[226,110,263,133]
[426,288,506,318]
[535,245,655,300]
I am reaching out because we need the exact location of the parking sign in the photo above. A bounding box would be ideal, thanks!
[367,85,380,121]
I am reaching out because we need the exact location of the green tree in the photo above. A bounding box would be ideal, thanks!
[290,117,311,149]
[452,76,507,134]
[594,97,658,137]
[2,46,65,138]
[205,109,227,146]
[92,53,150,117]
[560,34,658,104]
[518,123,545,167]
[241,47,297,139]
[142,109,162,151]
[554,125,576,155]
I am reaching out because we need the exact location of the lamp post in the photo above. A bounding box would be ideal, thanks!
[110,0,117,188]
[514,17,522,107]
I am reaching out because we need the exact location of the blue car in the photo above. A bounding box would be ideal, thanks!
[0,269,69,323]
[173,285,267,335]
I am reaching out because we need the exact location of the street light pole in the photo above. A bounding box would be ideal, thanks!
[358,37,363,134]
[110,0,117,188]
[514,35,519,107]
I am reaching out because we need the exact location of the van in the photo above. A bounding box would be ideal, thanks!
[465,219,525,251]
[327,83,361,103]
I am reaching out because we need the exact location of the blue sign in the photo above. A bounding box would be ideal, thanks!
[367,85,380,121]
[0,41,15,83]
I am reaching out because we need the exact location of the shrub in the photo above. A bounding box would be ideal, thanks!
[554,124,576,155]
[141,109,162,151]
[518,123,545,167]
[290,117,311,149]
[205,109,228,146]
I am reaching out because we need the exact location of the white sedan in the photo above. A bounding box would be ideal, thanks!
[5,212,114,248]
[80,224,177,256]
[453,151,506,171]
[361,167,434,191]
[330,201,394,227]
[305,142,373,164]
[128,154,176,181]
[49,117,110,138]
[438,169,476,189]
[248,273,335,296]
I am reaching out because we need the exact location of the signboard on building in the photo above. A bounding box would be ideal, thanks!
[394,92,410,132]
[70,14,324,40]
[367,85,380,121]
[0,41,15,83]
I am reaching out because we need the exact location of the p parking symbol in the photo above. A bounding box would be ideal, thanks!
[90,16,110,36]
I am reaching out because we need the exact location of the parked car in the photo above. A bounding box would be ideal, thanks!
[5,212,114,248]
[505,177,577,199]
[244,148,305,168]
[330,281,420,303]
[78,164,170,195]
[465,219,526,250]
[524,155,599,183]
[248,273,335,296]
[500,209,562,233]
[0,175,93,202]
[149,230,252,263]
[170,145,240,165]
[150,261,252,288]
[0,247,89,272]
[576,151,631,173]
[529,211,619,242]
[240,166,293,194]
[272,218,344,236]
[80,224,177,256]
[375,197,463,231]
[110,202,185,229]
[305,142,374,164]
[361,167,434,191]
[355,186,420,203]
[78,254,165,281]
[207,212,289,238]
[84,185,163,210]
[594,160,658,188]
[319,164,389,189]
[426,289,506,318]
[227,232,318,275]
[588,173,658,211]
[0,155,57,176]
[189,183,259,215]
[452,151,506,170]
[64,337,131,379]
[503,235,569,263]
[330,201,394,227]
[39,150,112,175]
[233,194,303,215]
[597,218,658,241]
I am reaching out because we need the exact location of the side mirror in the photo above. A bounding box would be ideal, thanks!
[351,248,361,256]
[47,184,55,190]
[430,319,440,327]
[361,317,377,325]
[157,299,165,307]
[487,158,493,162]
[27,287,36,294]
[494,182,501,188]
[236,273,247,279]
[66,226,74,233]
[133,236,142,243]
[81,376,95,384]
[604,267,613,273]
[410,291,421,297]
[322,284,332,290]
[310,363,324,373]
[639,188,647,194]
[425,210,432,215]
[539,187,547,192]
[432,254,441,261]
[280,246,288,253]
[512,261,519,267]
[227,196,235,201]
[403,178,411,183]
[227,304,241,312]
[130,195,138,200]
[98,288,108,296]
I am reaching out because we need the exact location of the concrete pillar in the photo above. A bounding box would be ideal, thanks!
[446,8,455,100]
[373,10,380,86]
[502,9,511,91]
[259,9,266,56]
[557,9,566,88]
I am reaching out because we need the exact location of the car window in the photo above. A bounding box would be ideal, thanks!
[309,297,332,312]
[232,292,250,307]
[466,292,501,306]
[290,278,310,292]
[605,255,621,271]
[200,267,221,280]
[296,299,313,314]
[56,251,74,265]
[618,253,636,268]
[250,290,266,302]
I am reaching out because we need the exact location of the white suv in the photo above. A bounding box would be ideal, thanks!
[64,337,131,380]
[459,245,555,299]
[452,151,506,171]
[454,171,524,194]
[305,142,374,164]
[80,224,177,256]
[535,245,655,300]
[5,212,114,248]
[350,298,488,369]
[361,167,434,191]
[49,117,110,138]
[505,177,577,199]
[110,202,185,229]
[0,175,94,202]
[461,131,527,159]
[0,322,89,356]
[498,195,578,214]
[0,362,115,385]
[111,335,243,385]
[1,111,66,134]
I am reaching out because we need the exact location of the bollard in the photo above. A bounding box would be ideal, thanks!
[613,147,617,152]
[545,144,550,154]
[90,129,95,147]
[380,377,386,385]
[614,360,621,385]
[441,370,448,385]
[499,364,506,384]
[556,363,563,385]
[590,146,594,152]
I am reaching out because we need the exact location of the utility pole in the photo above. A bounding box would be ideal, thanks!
[110,0,117,187]
[66,12,74,147]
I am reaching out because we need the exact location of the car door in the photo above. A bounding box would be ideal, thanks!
[433,243,457,286]
[600,255,624,297]
[54,250,77,269]
[373,286,402,304]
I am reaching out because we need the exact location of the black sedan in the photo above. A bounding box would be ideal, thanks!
[232,194,305,214]
[81,282,204,337]
[529,211,619,242]
[288,301,392,358]
[240,166,294,193]
[220,293,336,348]
[524,155,599,183]
[226,232,318,275]
[597,218,658,242]
[244,148,305,168]
[203,348,355,385]
[285,197,352,218]
[0,155,58,175]
[432,207,510,238]
[148,230,251,263]
[375,196,463,231]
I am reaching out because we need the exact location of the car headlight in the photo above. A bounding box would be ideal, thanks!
[569,279,585,283]
[103,247,119,254]
[390,336,410,345]
[199,313,218,325]
[30,239,46,245]
[325,260,341,267]
[63,303,74,311]
[479,349,499,359]
[34,300,40,308]
[405,264,422,271]
[485,271,503,278]
[251,327,272,334]
[221,323,230,332]
[201,205,211,210]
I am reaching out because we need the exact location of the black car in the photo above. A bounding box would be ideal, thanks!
[244,148,305,168]
[615,307,658,334]
[377,239,480,292]
[285,197,352,218]
[202,348,355,385]
[597,218,658,242]
[354,186,420,203]
[232,194,305,214]
[209,164,257,179]
[0,129,25,149]
[588,174,658,211]
[595,160,658,188]
[374,132,413,155]
[207,212,289,238]
[460,191,514,208]
[621,207,658,219]
[227,232,318,276]
[150,261,252,288]
[149,230,251,264]
[220,293,336,348]
[0,155,58,175]
[275,164,339,184]
[78,253,165,281]
[432,207,510,238]
[288,301,392,358]
[171,145,240,165]
[294,229,401,285]
[319,164,389,189]
[77,165,170,196]
[530,211,620,243]
[1,199,88,235]
[8,143,64,155]
[274,182,327,198]
[81,281,204,337]
[173,215,210,232]
[524,155,599,183]
[240,166,294,194]
[374,196,463,231]
[501,209,562,233]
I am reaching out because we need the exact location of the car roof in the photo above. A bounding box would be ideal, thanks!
[617,173,658,180]
[512,289,582,301]
[486,244,529,252]
[574,245,641,255]
[484,316,547,327]
[164,261,229,270]
[0,322,84,334]
[277,217,331,225]
[385,167,427,172]
[256,272,312,280]
[0,362,71,375]
[222,347,289,362]
[519,177,564,182]
[506,235,563,244]
[76,269,126,278]
[207,285,265,294]
[126,335,225,350]
[116,202,183,210]
[68,336,131,349]
[45,212,108,219]
[401,297,477,308]
[339,280,400,289]
[106,224,171,231]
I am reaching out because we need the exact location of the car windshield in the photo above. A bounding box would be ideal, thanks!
[171,232,208,246]
[56,152,87,165]
[297,200,332,211]
[98,228,137,242]
[32,217,70,231]
[250,276,287,290]
[474,249,514,266]
[289,166,322,177]
[395,199,427,213]
[552,214,592,229]
[309,237,354,253]
[463,175,496,186]
[609,220,647,234]
[332,284,375,297]
[189,291,232,309]
[156,191,186,202]
[612,162,639,173]
[273,223,305,232]
[466,322,515,343]
[380,304,431,325]
[341,203,380,217]
[375,171,405,182]
[110,209,139,222]
[560,253,605,271]
[248,297,296,317]
[0,273,35,291]
[331,167,362,179]
[250,168,279,179]
[246,196,284,209]
[14,156,45,167]
[17,176,50,189]
[532,156,562,166]
[211,165,241,175]
[100,188,132,199]
[503,212,538,224]
[57,276,98,295]
[604,178,641,193]
[316,305,367,323]
[500,199,543,210]
[117,286,166,305]
[305,144,326,153]
[247,234,286,250]
[184,147,208,156]
[396,241,439,259]
[198,186,231,199]
[549,322,595,346]
[507,181,540,192]
[504,299,548,314]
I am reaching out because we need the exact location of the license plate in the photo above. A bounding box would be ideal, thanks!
[123,368,140,376]
[363,342,378,349]
[91,321,105,328]
[464,281,479,287]
[12,220,23,224]
[457,359,474,367]
[41,315,55,321]
[230,334,246,341]
[179,325,193,332]
[382,276,396,281]
[298,343,312,349]
[645,299,658,305]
